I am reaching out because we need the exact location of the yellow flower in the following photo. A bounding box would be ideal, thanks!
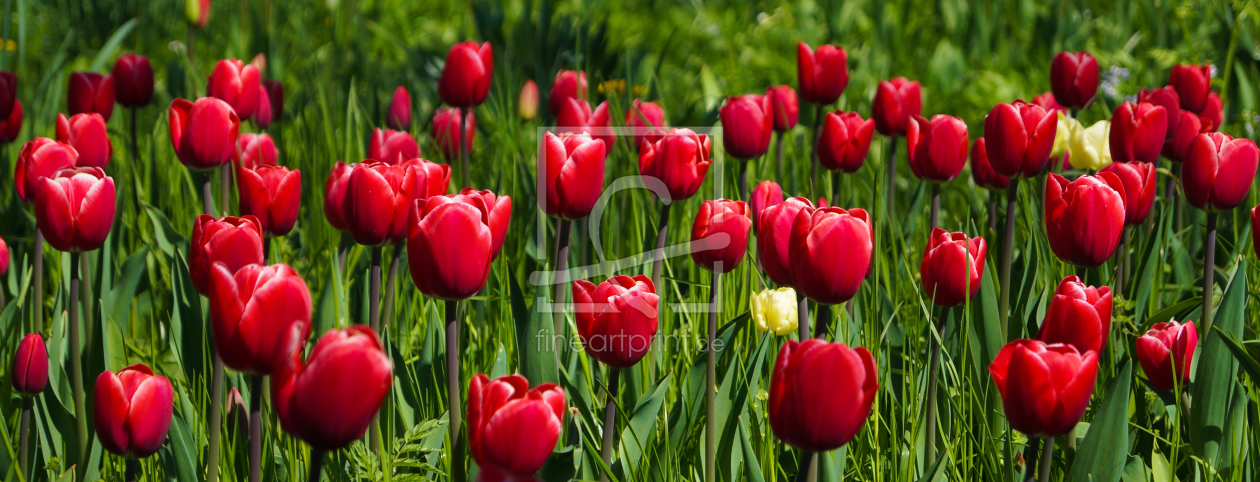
[1068,119,1112,170]
[751,287,798,335]
[1050,111,1071,159]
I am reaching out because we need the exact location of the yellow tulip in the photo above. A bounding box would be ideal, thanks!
[1050,111,1072,159]
[751,287,798,335]
[1068,119,1112,170]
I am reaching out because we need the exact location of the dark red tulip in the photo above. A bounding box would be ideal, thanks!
[387,86,411,130]
[571,275,659,368]
[626,98,666,150]
[556,98,615,152]
[540,131,606,220]
[1099,161,1157,225]
[94,364,174,458]
[1109,102,1167,163]
[817,110,875,173]
[1137,320,1197,391]
[1049,52,1099,109]
[1045,172,1126,268]
[0,71,16,120]
[189,215,265,296]
[970,138,1010,190]
[983,101,1057,178]
[1254,205,1260,255]
[719,94,773,160]
[768,339,877,452]
[407,188,511,300]
[112,54,154,108]
[920,228,986,307]
[907,114,969,182]
[790,207,873,305]
[56,113,112,168]
[1162,110,1203,162]
[0,235,8,276]
[323,162,354,232]
[14,138,77,203]
[548,70,587,118]
[639,128,712,201]
[1199,92,1223,132]
[0,100,22,144]
[797,43,848,105]
[35,167,115,253]
[871,78,922,136]
[431,107,476,160]
[757,197,816,287]
[67,72,115,121]
[168,97,241,170]
[208,263,312,375]
[344,158,451,246]
[235,132,278,169]
[238,164,301,237]
[1168,64,1212,114]
[1183,132,1260,212]
[766,85,799,133]
[11,333,48,396]
[1032,92,1066,114]
[1037,276,1113,354]
[368,127,421,165]
[273,325,392,451]
[691,199,751,273]
[749,180,784,231]
[1137,87,1181,140]
[989,340,1097,438]
[262,79,284,121]
[206,59,261,121]
[467,374,565,481]
[252,85,274,129]
[438,41,493,108]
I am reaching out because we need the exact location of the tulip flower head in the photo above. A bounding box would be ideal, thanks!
[1137,87,1181,140]
[262,79,284,121]
[626,99,667,150]
[1067,119,1112,170]
[920,228,986,307]
[766,85,799,133]
[237,164,301,237]
[752,287,799,335]
[169,97,241,170]
[235,132,278,169]
[186,0,210,28]
[0,71,16,121]
[749,180,785,231]
[323,162,354,232]
[1136,320,1198,391]
[387,86,412,130]
[1109,101,1167,164]
[56,113,112,169]
[1099,161,1157,225]
[11,333,48,396]
[1253,205,1260,256]
[790,206,873,305]
[519,80,540,120]
[431,107,476,160]
[548,70,587,118]
[1037,276,1113,355]
[1183,132,1260,212]
[15,137,79,203]
[1199,92,1223,132]
[1049,51,1099,109]
[113,53,154,108]
[719,94,773,160]
[467,374,566,481]
[540,131,607,220]
[408,188,512,300]
[907,114,969,183]
[818,111,875,173]
[344,158,451,246]
[0,100,23,144]
[639,128,712,201]
[1032,92,1066,114]
[797,42,849,105]
[757,197,817,287]
[438,41,494,108]
[769,339,877,452]
[35,167,116,253]
[207,59,261,121]
[253,85,275,129]
[983,100,1057,178]
[94,364,175,458]
[1168,64,1212,114]
[988,339,1098,438]
[1162,110,1204,162]
[189,215,265,295]
[1045,172,1126,268]
[970,138,1009,190]
[690,199,752,273]
[208,263,312,375]
[368,127,421,166]
[871,77,922,136]
[571,275,659,368]
[67,72,115,121]
[0,235,8,276]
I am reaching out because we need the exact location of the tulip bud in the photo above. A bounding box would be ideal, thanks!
[345,159,451,246]
[1199,92,1223,132]
[208,263,312,375]
[1168,64,1212,114]
[790,207,873,305]
[769,339,877,452]
[0,234,8,276]
[14,138,78,203]
[67,72,115,121]
[548,70,587,118]
[1037,276,1113,354]
[1183,132,1260,212]
[817,111,875,173]
[540,131,606,220]
[169,97,241,170]
[262,79,284,121]
[189,215,265,295]
[252,85,274,129]
[387,86,411,130]
[185,0,210,28]
[871,78,922,136]
[1136,320,1198,392]
[35,167,115,253]
[1099,161,1157,225]
[225,387,248,440]
[1162,110,1203,162]
[55,113,112,169]
[1031,92,1066,114]
[1137,87,1181,140]
[1045,172,1126,268]
[571,275,659,368]
[368,128,421,166]
[207,59,261,121]
[112,53,154,108]
[431,107,476,160]
[639,128,712,201]
[0,71,16,121]
[989,340,1097,438]
[1109,102,1167,164]
[751,287,798,335]
[757,197,816,288]
[438,41,494,108]
[983,101,1057,178]
[95,364,174,458]
[323,162,354,232]
[907,114,969,182]
[749,181,784,231]
[273,325,392,451]
[766,85,799,133]
[556,98,615,151]
[1049,51,1099,109]
[1067,119,1112,170]
[626,99,666,150]
[467,374,565,480]
[519,80,539,120]
[11,333,48,396]
[0,100,23,144]
[237,164,301,237]
[970,138,1009,190]
[920,228,986,307]
[797,42,849,105]
[691,199,751,273]
[719,95,773,160]
[235,132,278,169]
[408,188,511,300]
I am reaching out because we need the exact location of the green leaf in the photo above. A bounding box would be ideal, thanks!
[1069,359,1132,482]
[1143,297,1201,330]
[87,18,137,71]
[1120,456,1150,482]
[617,372,671,477]
[143,203,188,258]
[915,449,946,482]
[738,420,766,482]
[1212,325,1260,383]
[1189,259,1246,469]
[158,415,202,482]
[509,269,559,385]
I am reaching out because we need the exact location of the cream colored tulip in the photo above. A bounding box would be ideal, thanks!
[751,287,798,335]
[1050,111,1072,159]
[1068,119,1112,170]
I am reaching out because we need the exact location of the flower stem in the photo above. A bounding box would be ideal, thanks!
[795,451,816,482]
[705,271,722,482]
[988,197,997,236]
[69,252,87,478]
[1117,227,1131,296]
[810,104,823,198]
[446,299,466,482]
[369,246,382,332]
[925,307,945,471]
[382,252,400,331]
[221,163,232,216]
[32,227,42,334]
[460,108,471,189]
[813,303,830,339]
[796,293,810,341]
[553,219,572,351]
[18,398,30,479]
[930,183,940,230]
[831,170,841,209]
[1203,212,1218,332]
[125,458,140,482]
[207,354,226,482]
[998,179,1019,341]
[650,203,672,291]
[1038,437,1055,482]
[775,131,785,184]
[886,138,898,225]
[249,374,264,482]
[600,367,621,482]
[739,159,749,202]
[307,450,326,482]
[202,172,215,215]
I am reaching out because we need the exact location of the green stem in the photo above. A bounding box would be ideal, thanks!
[69,252,86,479]
[925,308,944,470]
[1203,212,1218,333]
[810,104,823,198]
[249,375,264,482]
[930,183,940,230]
[796,294,810,341]
[307,450,326,482]
[32,227,42,334]
[460,107,471,189]
[18,399,29,479]
[1038,437,1054,482]
[650,203,671,291]
[600,367,621,482]
[998,179,1019,341]
[446,300,466,482]
[796,451,816,482]
[125,458,140,482]
[553,219,572,353]
[705,271,722,482]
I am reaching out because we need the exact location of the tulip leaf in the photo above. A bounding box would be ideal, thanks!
[738,419,766,482]
[87,18,137,72]
[143,203,188,258]
[667,313,747,450]
[1212,326,1260,383]
[158,414,202,482]
[1131,205,1165,323]
[616,372,671,479]
[509,269,559,385]
[915,449,947,482]
[1189,258,1246,470]
[818,445,848,482]
[1120,456,1150,482]
[1068,359,1131,482]
[1143,297,1201,330]
[170,251,206,383]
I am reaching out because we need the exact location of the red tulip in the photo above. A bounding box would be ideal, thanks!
[467,374,565,481]
[750,180,784,231]
[766,85,799,133]
[11,333,48,396]
[690,199,751,273]
[639,128,712,201]
[1049,52,1099,109]
[626,99,666,150]
[55,113,111,168]
[368,127,421,165]
[262,79,284,120]
[757,197,816,287]
[871,77,922,136]
[206,59,261,121]
[1162,110,1203,162]
[237,164,301,237]
[273,325,392,451]
[94,364,174,458]
[1199,92,1223,132]
[235,132,278,169]
[907,114,969,182]
[14,137,78,203]
[407,188,511,300]
[323,162,354,232]
[344,158,451,246]
[548,70,587,118]
[189,215,264,295]
[1109,102,1167,164]
[519,79,539,120]
[1045,172,1125,268]
[970,138,1010,190]
[1136,320,1198,391]
[387,86,411,130]
[556,98,615,151]
[571,275,659,368]
[438,41,493,108]
[1137,87,1181,140]
[187,0,211,28]
[67,72,115,121]
[719,94,773,160]
[252,85,274,129]
[1099,161,1157,225]
[0,71,16,120]
[168,97,241,170]
[920,228,986,307]
[35,167,115,253]
[988,339,1098,438]
[1168,64,1212,114]
[768,339,877,452]
[540,131,606,220]
[1032,92,1066,114]
[208,263,312,375]
[1037,276,1113,354]
[797,42,848,105]
[790,207,873,305]
[817,111,875,173]
[1183,132,1260,212]
[0,100,22,144]
[431,107,476,160]
[983,100,1057,178]
[1254,205,1260,255]
[225,387,248,440]
[112,54,154,108]
[0,234,8,276]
